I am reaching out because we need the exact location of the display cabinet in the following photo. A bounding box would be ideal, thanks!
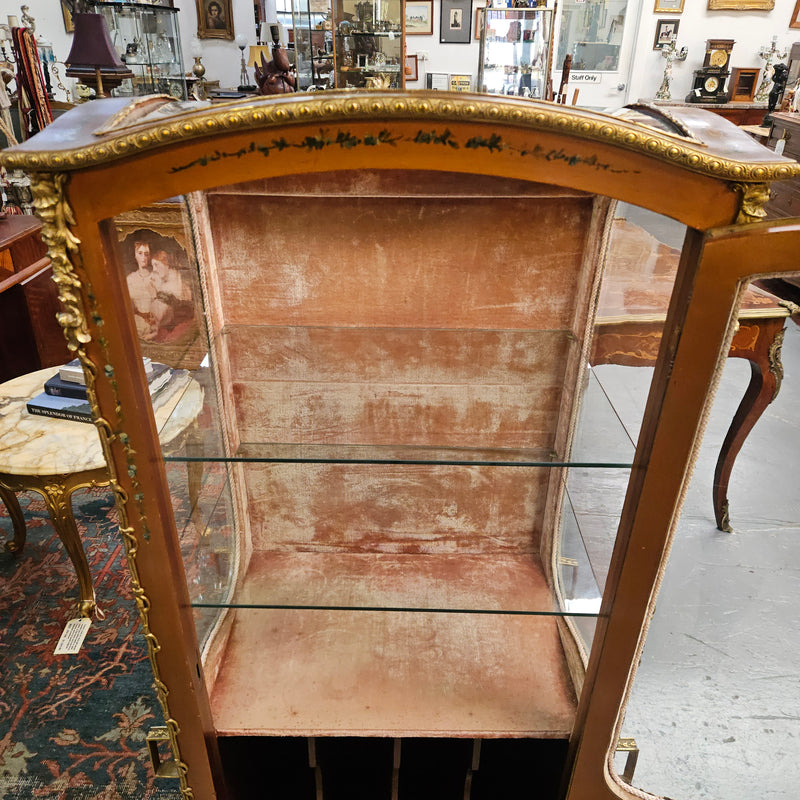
[2,95,799,799]
[90,1,188,99]
[477,7,554,98]
[332,0,404,88]
[291,0,334,90]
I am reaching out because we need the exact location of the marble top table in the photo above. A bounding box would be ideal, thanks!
[0,366,203,616]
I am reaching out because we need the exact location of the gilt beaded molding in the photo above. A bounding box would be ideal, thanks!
[3,93,799,184]
[28,172,196,800]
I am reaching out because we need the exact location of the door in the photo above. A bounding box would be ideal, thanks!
[553,0,641,108]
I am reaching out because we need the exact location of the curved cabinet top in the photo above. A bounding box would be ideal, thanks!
[2,91,797,228]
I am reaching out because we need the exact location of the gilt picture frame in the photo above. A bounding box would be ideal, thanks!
[60,0,74,33]
[653,0,684,13]
[707,0,773,9]
[196,0,234,40]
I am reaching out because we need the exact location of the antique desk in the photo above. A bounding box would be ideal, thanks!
[592,219,793,531]
[0,214,69,382]
[0,367,204,616]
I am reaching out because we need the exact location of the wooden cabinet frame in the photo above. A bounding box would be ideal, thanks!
[2,93,799,799]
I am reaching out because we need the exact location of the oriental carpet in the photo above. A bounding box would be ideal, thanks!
[0,487,182,800]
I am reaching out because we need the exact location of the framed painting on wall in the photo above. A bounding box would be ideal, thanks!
[60,0,74,32]
[195,0,234,39]
[792,0,800,28]
[707,0,773,9]
[441,0,473,43]
[653,0,684,12]
[405,0,434,35]
[404,54,419,82]
[653,19,679,49]
[474,6,485,39]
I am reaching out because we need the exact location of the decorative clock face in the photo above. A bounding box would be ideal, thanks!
[704,75,720,93]
[709,49,728,68]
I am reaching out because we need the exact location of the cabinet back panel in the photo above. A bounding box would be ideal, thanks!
[244,463,548,553]
[204,193,595,331]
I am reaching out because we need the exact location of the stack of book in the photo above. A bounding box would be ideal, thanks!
[26,358,190,424]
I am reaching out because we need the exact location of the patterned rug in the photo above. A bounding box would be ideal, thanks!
[0,487,182,800]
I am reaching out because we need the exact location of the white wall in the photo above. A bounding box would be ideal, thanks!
[2,0,77,101]
[173,0,258,89]
[627,0,800,104]
[7,0,800,103]
[404,2,485,90]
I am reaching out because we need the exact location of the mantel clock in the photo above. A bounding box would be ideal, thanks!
[687,38,735,102]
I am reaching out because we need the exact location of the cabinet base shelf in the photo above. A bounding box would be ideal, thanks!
[209,552,578,738]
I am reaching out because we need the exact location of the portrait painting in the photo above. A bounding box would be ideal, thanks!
[195,0,234,40]
[112,203,206,370]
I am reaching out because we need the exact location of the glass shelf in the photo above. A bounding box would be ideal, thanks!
[332,0,404,88]
[91,0,187,99]
[162,349,636,469]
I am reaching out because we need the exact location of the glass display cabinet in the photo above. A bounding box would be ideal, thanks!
[477,6,555,98]
[291,0,334,90]
[90,0,188,99]
[556,0,628,72]
[332,0,404,88]
[2,94,799,799]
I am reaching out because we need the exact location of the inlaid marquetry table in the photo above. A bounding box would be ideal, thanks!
[0,367,204,616]
[591,219,795,531]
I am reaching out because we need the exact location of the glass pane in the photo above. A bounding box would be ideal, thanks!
[613,288,799,797]
[291,0,334,91]
[555,201,687,658]
[556,0,628,72]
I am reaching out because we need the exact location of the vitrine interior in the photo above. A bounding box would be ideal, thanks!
[117,168,622,742]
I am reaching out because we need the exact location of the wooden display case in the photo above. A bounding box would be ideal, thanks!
[477,7,555,98]
[332,0,404,88]
[0,214,69,381]
[2,94,799,800]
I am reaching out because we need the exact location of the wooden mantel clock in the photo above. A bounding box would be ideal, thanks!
[687,38,736,102]
[1,93,799,800]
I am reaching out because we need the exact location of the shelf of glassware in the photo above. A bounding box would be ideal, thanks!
[334,35,403,88]
[90,0,188,100]
[332,0,404,89]
[291,0,334,90]
[478,8,553,99]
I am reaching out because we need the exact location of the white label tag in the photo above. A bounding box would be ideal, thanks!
[775,138,786,156]
[54,617,92,655]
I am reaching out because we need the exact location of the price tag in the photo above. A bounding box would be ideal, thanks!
[54,617,92,655]
[776,138,786,156]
